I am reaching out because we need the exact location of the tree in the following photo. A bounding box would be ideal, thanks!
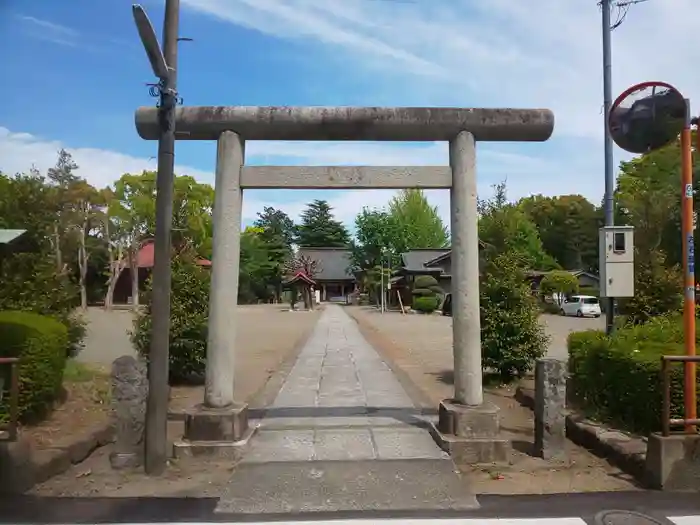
[254,206,296,248]
[295,200,350,247]
[284,253,321,310]
[46,149,80,274]
[480,252,549,382]
[478,182,557,270]
[101,188,127,310]
[109,173,155,309]
[540,270,579,306]
[617,250,683,325]
[0,170,84,356]
[519,194,600,272]
[387,189,449,253]
[239,226,276,303]
[254,207,296,301]
[350,208,397,272]
[65,180,103,310]
[615,150,679,262]
[106,171,215,309]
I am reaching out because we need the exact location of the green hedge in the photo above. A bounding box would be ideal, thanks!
[0,311,68,422]
[568,315,700,435]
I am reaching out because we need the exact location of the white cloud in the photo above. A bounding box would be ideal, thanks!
[15,14,79,47]
[0,126,213,189]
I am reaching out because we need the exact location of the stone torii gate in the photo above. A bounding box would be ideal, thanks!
[135,106,554,461]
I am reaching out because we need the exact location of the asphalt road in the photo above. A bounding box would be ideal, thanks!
[1,491,699,524]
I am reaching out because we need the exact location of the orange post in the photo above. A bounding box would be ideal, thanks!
[681,103,697,433]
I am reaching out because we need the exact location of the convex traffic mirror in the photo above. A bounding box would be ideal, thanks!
[609,81,687,154]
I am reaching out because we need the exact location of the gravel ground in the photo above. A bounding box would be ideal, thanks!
[75,305,321,406]
[30,305,321,497]
[347,306,639,495]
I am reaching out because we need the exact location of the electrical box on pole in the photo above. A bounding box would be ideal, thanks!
[599,225,634,298]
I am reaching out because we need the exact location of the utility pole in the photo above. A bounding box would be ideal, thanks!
[601,0,616,335]
[133,0,181,476]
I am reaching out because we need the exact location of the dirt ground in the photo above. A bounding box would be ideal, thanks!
[29,304,321,497]
[346,306,640,495]
[20,361,111,450]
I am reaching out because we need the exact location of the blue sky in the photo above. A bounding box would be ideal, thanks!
[1,0,699,229]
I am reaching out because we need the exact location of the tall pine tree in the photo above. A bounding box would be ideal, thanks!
[296,200,350,247]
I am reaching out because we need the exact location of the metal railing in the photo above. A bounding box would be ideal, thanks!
[0,357,19,441]
[661,355,700,436]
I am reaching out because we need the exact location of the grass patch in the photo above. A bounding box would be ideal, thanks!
[63,359,107,383]
[62,359,111,406]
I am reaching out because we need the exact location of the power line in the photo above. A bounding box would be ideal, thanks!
[599,0,651,31]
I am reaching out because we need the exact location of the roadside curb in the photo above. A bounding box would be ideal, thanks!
[514,382,648,485]
[0,422,114,494]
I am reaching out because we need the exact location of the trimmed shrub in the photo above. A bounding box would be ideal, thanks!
[0,311,68,422]
[411,275,442,308]
[568,314,700,435]
[413,295,439,313]
[480,252,549,382]
[132,255,211,384]
[413,275,443,294]
[0,253,85,357]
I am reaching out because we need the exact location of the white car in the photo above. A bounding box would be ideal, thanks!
[560,295,602,318]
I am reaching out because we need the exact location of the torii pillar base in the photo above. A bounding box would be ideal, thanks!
[172,403,256,460]
[429,399,511,465]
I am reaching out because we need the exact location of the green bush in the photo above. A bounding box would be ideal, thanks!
[0,311,68,422]
[568,314,700,435]
[0,253,84,356]
[411,275,442,308]
[413,275,443,294]
[413,295,439,313]
[540,302,561,315]
[132,255,211,384]
[480,252,549,382]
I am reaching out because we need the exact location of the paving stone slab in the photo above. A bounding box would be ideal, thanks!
[313,428,376,461]
[372,427,448,460]
[242,430,314,463]
[245,305,443,464]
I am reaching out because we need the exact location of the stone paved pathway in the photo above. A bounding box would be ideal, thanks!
[217,305,475,515]
[244,304,447,462]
